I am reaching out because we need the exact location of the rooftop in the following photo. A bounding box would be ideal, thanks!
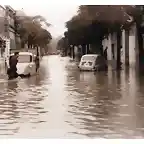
[5,5,15,13]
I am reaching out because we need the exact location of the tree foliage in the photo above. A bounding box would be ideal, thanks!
[65,5,144,69]
[57,37,65,50]
[65,5,140,46]
[15,14,52,49]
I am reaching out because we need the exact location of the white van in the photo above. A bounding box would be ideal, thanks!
[10,52,37,76]
[78,54,107,71]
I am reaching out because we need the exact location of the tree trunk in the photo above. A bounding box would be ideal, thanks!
[87,44,90,54]
[82,44,86,55]
[116,30,121,70]
[69,46,72,57]
[72,46,75,59]
[100,45,104,56]
[136,23,143,69]
[98,39,104,56]
[125,29,129,67]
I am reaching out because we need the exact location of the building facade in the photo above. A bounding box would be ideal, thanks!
[5,5,16,50]
[0,5,18,76]
[102,32,118,69]
[0,5,7,75]
[0,5,6,37]
[102,23,139,69]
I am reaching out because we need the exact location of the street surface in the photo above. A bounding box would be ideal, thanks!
[0,55,144,138]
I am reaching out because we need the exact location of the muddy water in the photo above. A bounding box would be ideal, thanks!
[0,55,144,138]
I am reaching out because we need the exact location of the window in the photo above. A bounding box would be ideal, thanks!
[30,55,32,62]
[82,56,96,61]
[18,55,32,63]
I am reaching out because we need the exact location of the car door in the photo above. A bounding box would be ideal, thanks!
[24,55,35,75]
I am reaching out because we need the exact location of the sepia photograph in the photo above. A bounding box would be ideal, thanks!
[0,0,143,143]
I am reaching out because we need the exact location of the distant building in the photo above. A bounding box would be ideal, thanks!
[5,5,16,50]
[0,5,21,75]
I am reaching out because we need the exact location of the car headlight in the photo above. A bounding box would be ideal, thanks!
[29,65,32,68]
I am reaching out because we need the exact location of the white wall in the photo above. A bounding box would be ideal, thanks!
[5,39,10,59]
[121,30,125,64]
[103,24,138,69]
[9,31,15,39]
[0,6,5,17]
[7,15,14,27]
[102,36,111,59]
[102,32,117,61]
[129,24,137,67]
[9,30,16,49]
[74,46,78,54]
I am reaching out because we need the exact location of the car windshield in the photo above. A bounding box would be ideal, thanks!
[18,55,32,63]
[82,56,96,61]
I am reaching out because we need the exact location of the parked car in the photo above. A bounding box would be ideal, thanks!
[10,52,38,76]
[60,52,65,57]
[78,54,107,71]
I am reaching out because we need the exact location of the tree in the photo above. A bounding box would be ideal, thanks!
[32,15,51,27]
[15,14,52,49]
[57,38,64,50]
[57,37,68,55]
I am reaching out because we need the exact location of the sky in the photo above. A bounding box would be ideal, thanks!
[1,0,79,38]
[1,0,141,38]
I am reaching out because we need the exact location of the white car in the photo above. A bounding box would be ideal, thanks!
[78,54,107,71]
[10,52,37,76]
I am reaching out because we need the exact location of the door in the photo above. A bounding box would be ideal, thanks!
[111,44,115,60]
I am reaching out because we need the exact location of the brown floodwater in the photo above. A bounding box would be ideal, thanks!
[0,55,144,138]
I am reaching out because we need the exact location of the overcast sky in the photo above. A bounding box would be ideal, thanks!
[1,0,79,38]
[1,0,137,38]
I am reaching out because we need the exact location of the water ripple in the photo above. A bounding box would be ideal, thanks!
[0,55,143,138]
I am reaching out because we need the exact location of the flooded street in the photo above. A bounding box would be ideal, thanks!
[1,55,144,138]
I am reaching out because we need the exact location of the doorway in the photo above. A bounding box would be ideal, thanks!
[104,47,108,60]
[111,44,115,60]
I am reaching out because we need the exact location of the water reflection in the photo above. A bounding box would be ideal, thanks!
[0,80,19,136]
[7,80,18,90]
[0,55,144,138]
[66,71,121,137]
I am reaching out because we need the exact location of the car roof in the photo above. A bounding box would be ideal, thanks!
[10,52,34,56]
[82,54,100,58]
